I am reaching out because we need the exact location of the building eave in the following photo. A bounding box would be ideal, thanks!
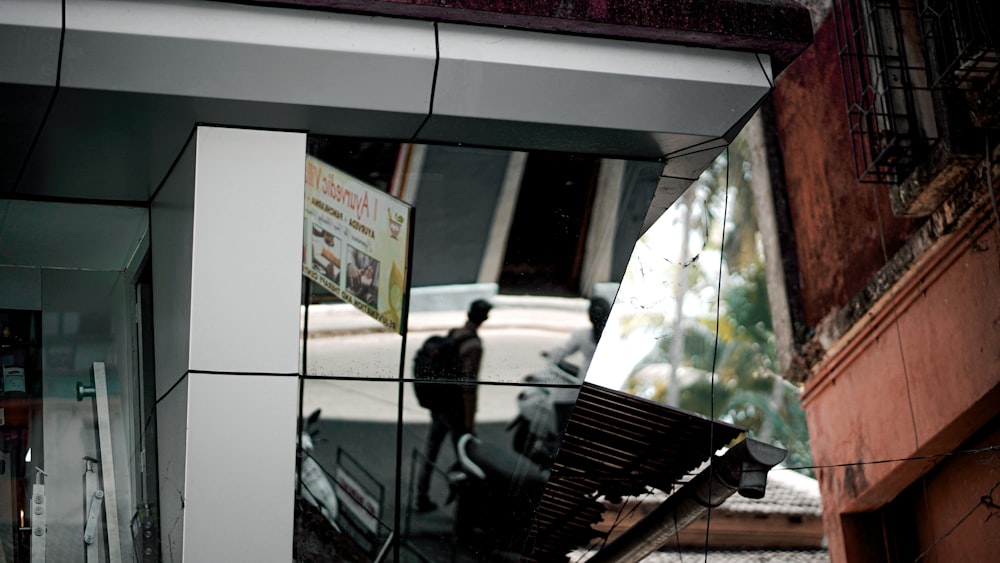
[221,0,814,74]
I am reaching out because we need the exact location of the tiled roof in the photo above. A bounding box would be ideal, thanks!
[622,456,823,519]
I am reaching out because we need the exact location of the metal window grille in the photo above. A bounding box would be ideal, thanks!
[833,0,931,183]
[917,0,1000,89]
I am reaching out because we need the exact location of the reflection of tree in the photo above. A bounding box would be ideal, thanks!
[620,132,813,475]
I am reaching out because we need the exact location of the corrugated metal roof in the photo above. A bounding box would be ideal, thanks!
[521,382,744,562]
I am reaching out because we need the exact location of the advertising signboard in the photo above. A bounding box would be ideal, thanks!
[303,155,412,334]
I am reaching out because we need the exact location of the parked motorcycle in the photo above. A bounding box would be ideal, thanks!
[449,433,549,559]
[508,358,582,469]
[298,408,340,530]
[294,409,356,563]
[441,360,582,558]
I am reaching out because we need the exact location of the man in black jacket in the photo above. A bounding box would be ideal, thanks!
[413,299,491,513]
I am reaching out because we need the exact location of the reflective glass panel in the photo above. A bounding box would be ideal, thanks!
[301,139,663,387]
[0,268,154,563]
[590,137,813,471]
[296,378,399,562]
[296,134,665,561]
[400,382,571,561]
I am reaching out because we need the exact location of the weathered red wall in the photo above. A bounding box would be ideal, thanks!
[908,420,1000,560]
[802,214,1000,561]
[772,17,916,327]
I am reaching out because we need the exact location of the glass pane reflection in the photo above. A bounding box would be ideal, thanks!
[401,382,572,562]
[304,297,603,384]
[303,283,403,380]
[592,141,813,471]
[296,379,399,562]
[296,134,674,561]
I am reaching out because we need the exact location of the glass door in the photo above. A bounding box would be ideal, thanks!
[0,309,42,563]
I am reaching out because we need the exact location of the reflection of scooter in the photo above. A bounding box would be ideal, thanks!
[508,359,582,469]
[449,434,549,558]
[296,411,355,563]
[298,409,340,531]
[296,410,385,563]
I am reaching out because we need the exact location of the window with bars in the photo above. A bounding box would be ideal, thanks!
[833,0,937,184]
[917,0,1000,90]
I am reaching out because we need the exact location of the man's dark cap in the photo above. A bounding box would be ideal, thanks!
[468,299,492,322]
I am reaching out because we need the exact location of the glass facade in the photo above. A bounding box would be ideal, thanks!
[292,130,813,561]
[0,2,792,556]
[295,138,662,561]
[0,125,810,563]
[0,243,156,562]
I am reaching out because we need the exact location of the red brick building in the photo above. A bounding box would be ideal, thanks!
[761,1,1000,560]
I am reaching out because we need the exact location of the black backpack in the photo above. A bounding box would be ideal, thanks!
[413,330,475,410]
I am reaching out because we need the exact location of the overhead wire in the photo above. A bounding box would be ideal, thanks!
[869,187,922,452]
[987,131,999,229]
[868,135,942,557]
[912,479,1000,563]
[702,145,731,563]
[573,488,657,563]
[772,444,1000,473]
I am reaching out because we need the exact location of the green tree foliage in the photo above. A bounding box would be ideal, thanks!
[619,131,813,475]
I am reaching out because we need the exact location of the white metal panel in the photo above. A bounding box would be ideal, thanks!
[0,0,62,195]
[61,0,436,115]
[188,127,304,375]
[151,137,196,398]
[183,372,298,563]
[432,24,773,139]
[6,0,778,198]
[154,375,188,563]
[0,0,61,86]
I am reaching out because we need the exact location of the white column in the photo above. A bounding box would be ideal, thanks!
[152,126,305,562]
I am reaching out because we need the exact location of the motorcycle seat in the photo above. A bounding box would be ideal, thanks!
[457,434,548,493]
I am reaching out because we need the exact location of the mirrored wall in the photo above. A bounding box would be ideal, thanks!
[294,137,664,562]
[292,131,812,562]
[0,201,154,563]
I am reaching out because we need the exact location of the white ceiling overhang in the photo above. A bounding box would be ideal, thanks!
[1,0,772,219]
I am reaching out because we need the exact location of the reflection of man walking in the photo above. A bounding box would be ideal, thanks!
[543,297,611,381]
[414,299,492,513]
[543,297,611,435]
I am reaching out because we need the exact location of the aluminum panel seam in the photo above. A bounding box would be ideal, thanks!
[432,23,773,137]
[59,0,436,116]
